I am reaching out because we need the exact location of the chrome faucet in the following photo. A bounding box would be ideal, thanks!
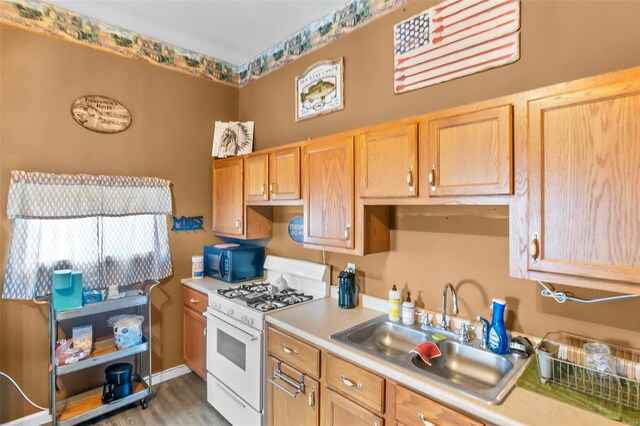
[440,283,459,331]
[416,312,432,331]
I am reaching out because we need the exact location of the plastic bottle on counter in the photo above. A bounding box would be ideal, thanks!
[388,284,400,322]
[191,255,204,279]
[401,292,415,325]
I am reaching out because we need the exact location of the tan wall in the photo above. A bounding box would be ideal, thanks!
[0,26,231,422]
[238,0,640,349]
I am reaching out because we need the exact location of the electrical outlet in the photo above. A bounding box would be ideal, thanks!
[346,263,356,274]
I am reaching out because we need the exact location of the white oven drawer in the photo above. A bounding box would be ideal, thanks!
[206,308,263,411]
[207,373,261,426]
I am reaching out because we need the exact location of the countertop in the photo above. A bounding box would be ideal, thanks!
[265,297,621,426]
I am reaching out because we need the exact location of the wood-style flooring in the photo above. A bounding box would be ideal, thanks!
[80,373,231,425]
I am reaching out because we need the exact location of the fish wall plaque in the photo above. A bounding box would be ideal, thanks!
[71,95,132,134]
[295,58,344,122]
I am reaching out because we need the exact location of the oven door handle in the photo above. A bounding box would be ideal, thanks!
[205,311,258,342]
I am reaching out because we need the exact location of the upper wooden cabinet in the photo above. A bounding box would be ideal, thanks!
[269,147,301,201]
[213,157,272,239]
[425,105,512,196]
[303,136,355,249]
[245,146,301,203]
[358,123,418,198]
[527,81,640,284]
[245,153,269,202]
[212,157,244,235]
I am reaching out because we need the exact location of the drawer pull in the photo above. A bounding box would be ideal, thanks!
[418,413,435,426]
[282,345,298,355]
[339,374,362,389]
[189,298,200,304]
[308,385,316,407]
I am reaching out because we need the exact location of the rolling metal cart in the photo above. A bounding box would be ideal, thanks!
[34,279,159,426]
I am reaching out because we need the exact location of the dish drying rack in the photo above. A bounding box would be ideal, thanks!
[535,332,640,410]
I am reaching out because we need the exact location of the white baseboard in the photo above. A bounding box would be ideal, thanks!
[2,364,192,426]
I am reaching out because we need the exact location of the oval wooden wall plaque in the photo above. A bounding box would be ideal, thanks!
[71,95,132,134]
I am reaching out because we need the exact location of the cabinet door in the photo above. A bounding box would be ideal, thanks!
[323,388,383,426]
[212,157,244,235]
[528,82,640,283]
[245,154,269,202]
[359,123,418,198]
[303,137,355,248]
[269,147,301,200]
[267,356,319,426]
[183,307,207,380]
[427,106,512,196]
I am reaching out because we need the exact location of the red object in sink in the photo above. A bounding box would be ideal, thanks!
[411,341,441,366]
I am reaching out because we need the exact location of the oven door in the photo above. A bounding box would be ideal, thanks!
[206,308,263,411]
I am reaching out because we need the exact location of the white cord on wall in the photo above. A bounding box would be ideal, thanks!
[0,371,48,411]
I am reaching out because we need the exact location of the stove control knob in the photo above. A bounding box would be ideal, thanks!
[241,315,248,323]
[228,308,234,315]
[248,318,254,326]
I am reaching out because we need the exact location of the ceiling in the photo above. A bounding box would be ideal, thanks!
[47,0,348,66]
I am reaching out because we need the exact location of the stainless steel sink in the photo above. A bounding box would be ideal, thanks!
[330,314,529,404]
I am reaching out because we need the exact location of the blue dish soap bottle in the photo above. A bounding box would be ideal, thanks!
[487,299,509,355]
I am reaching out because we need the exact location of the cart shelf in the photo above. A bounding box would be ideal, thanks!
[55,294,148,321]
[56,338,149,375]
[56,378,149,426]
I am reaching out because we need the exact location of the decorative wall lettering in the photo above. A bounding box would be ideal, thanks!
[171,216,204,231]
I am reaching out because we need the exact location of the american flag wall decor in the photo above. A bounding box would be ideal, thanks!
[394,0,521,94]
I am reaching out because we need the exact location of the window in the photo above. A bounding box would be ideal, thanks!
[2,171,173,299]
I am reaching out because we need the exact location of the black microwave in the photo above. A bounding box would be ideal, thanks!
[203,244,265,282]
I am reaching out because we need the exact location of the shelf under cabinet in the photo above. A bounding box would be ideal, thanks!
[55,294,148,321]
[56,378,149,426]
[56,338,149,375]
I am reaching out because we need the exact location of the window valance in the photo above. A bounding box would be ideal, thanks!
[7,170,172,219]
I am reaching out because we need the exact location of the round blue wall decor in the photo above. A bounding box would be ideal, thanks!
[287,216,304,244]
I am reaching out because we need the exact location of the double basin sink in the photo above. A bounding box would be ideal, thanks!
[330,314,528,404]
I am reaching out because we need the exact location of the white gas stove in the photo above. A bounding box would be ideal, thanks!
[205,255,330,426]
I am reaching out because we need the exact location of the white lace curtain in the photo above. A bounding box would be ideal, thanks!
[2,171,174,299]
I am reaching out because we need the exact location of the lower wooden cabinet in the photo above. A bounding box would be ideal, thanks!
[183,286,207,380]
[395,385,482,426]
[266,325,483,426]
[267,356,320,426]
[323,387,384,426]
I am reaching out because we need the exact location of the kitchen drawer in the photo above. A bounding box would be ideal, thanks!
[396,385,483,426]
[325,353,385,413]
[183,286,208,314]
[267,327,320,378]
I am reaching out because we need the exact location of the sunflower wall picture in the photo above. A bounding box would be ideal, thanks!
[212,121,255,158]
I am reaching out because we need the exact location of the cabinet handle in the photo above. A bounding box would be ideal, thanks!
[407,166,414,192]
[270,182,275,194]
[189,298,199,304]
[261,184,266,198]
[236,218,242,230]
[204,326,207,337]
[344,225,351,241]
[418,413,435,426]
[340,374,362,389]
[308,386,316,407]
[428,165,436,190]
[282,345,298,355]
[530,232,540,263]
